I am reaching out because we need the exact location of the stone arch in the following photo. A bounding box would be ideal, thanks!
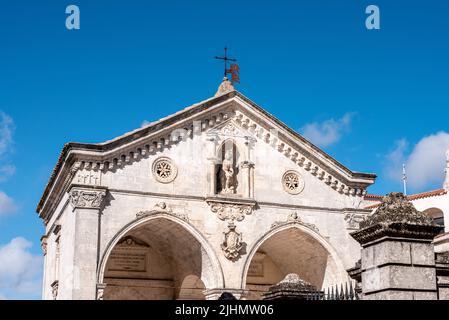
[240,223,348,299]
[216,138,247,160]
[423,207,445,227]
[97,213,224,299]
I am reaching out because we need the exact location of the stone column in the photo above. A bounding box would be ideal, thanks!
[207,158,218,196]
[68,185,107,300]
[351,192,443,300]
[240,161,254,198]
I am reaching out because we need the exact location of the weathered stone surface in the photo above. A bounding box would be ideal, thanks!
[262,273,318,300]
[354,192,440,300]
[37,85,377,300]
[352,192,443,246]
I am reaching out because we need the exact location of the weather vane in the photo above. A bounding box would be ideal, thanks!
[214,47,240,84]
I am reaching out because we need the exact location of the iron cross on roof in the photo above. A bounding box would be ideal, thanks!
[214,47,240,84]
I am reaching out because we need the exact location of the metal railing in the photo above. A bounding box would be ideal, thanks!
[306,282,359,300]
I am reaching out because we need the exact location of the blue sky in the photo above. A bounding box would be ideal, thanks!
[0,1,448,299]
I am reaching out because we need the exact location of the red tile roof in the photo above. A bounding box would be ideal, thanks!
[364,189,447,210]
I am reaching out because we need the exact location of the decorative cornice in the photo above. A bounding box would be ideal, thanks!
[351,222,443,246]
[69,185,108,209]
[271,211,319,233]
[206,196,256,222]
[37,91,376,222]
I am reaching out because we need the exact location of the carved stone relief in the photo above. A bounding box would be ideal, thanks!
[344,212,366,230]
[69,188,107,209]
[271,211,319,233]
[207,201,254,222]
[221,222,244,260]
[136,202,189,222]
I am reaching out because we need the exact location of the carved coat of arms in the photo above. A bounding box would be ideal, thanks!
[221,222,244,260]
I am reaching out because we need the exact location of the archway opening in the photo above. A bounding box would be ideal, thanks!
[101,218,215,300]
[423,207,445,230]
[244,227,342,300]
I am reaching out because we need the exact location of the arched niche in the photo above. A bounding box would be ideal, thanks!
[215,139,242,195]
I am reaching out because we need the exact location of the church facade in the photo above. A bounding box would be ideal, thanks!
[37,79,382,300]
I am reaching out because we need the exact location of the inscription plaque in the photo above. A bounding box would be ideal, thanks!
[248,261,264,277]
[107,237,149,273]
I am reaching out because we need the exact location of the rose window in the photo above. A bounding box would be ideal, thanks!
[152,157,177,183]
[282,170,305,194]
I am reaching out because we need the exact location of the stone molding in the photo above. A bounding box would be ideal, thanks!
[206,196,256,222]
[69,185,108,210]
[271,211,319,233]
[136,202,189,222]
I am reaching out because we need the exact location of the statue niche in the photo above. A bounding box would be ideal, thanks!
[217,141,240,195]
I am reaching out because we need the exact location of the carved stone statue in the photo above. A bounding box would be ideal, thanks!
[220,149,235,194]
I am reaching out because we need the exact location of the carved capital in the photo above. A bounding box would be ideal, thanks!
[240,161,255,169]
[69,185,107,209]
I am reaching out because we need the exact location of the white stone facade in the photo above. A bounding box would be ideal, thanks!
[37,85,377,300]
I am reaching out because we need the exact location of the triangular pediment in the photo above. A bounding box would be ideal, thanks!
[37,90,376,218]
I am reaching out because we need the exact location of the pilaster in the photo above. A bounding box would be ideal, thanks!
[68,184,107,300]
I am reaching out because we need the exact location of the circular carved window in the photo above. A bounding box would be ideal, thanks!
[282,170,305,195]
[152,157,177,183]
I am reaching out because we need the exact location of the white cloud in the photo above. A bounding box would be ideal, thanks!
[0,237,43,299]
[384,138,409,182]
[385,131,449,191]
[406,132,449,189]
[300,113,354,147]
[0,191,17,216]
[141,120,151,127]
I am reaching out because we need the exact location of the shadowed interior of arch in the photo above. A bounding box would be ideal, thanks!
[101,218,212,300]
[244,227,340,300]
[423,208,445,228]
